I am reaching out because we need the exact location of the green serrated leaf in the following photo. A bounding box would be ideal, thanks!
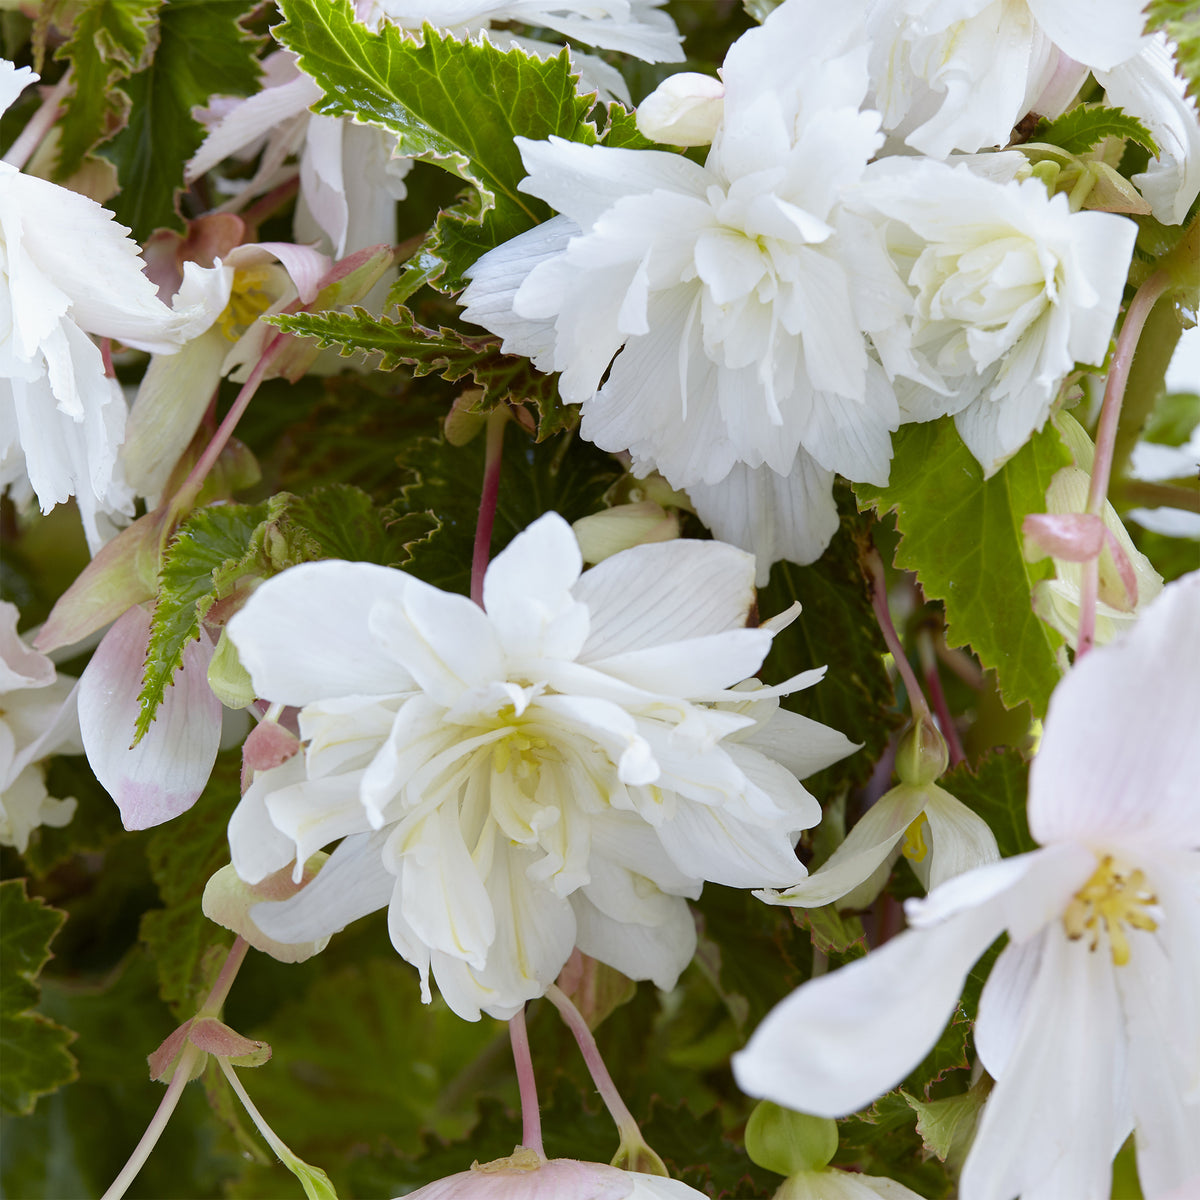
[136,502,266,743]
[903,1079,989,1168]
[792,906,868,958]
[835,1092,953,1198]
[855,417,1071,717]
[0,881,77,1116]
[52,0,160,178]
[270,306,572,439]
[601,101,656,150]
[942,749,1036,859]
[757,502,899,797]
[99,0,261,238]
[1145,0,1200,99]
[1034,103,1159,156]
[275,0,599,289]
[139,753,241,1015]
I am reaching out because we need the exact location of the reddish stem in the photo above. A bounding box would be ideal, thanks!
[1075,269,1170,659]
[470,408,509,607]
[918,629,965,767]
[508,1008,544,1159]
[865,547,931,722]
[100,339,115,379]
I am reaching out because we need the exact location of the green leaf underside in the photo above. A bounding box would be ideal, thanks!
[99,0,261,239]
[856,417,1071,718]
[0,881,77,1116]
[274,0,599,290]
[1034,103,1159,156]
[53,0,160,179]
[270,306,571,439]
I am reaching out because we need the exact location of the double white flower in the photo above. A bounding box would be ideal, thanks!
[734,571,1200,1200]
[226,513,856,1021]
[462,3,897,578]
[1,62,227,549]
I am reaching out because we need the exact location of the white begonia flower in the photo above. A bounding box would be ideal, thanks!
[1096,33,1200,226]
[1030,464,1163,650]
[854,159,1137,475]
[865,0,1147,158]
[0,62,229,550]
[462,3,900,578]
[0,601,80,851]
[773,1168,927,1199]
[226,513,857,1021]
[734,571,1200,1200]
[120,239,330,502]
[392,1148,706,1198]
[187,51,413,261]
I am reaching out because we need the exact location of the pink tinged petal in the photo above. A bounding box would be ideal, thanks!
[248,242,331,305]
[369,582,503,707]
[226,560,416,705]
[575,537,757,659]
[251,828,395,944]
[1028,571,1200,846]
[240,720,300,789]
[570,888,696,992]
[78,606,221,830]
[397,1157,632,1200]
[959,927,1125,1200]
[1023,511,1105,561]
[0,601,55,690]
[763,786,926,909]
[733,897,1009,1118]
[482,512,589,661]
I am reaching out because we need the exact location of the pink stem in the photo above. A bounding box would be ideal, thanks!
[100,339,115,379]
[1076,269,1170,660]
[200,936,249,1015]
[508,1008,544,1159]
[100,1042,202,1200]
[470,409,508,607]
[2,70,72,170]
[865,548,931,721]
[545,984,640,1142]
[918,629,965,766]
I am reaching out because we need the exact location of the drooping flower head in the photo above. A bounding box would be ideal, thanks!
[461,2,899,576]
[734,570,1200,1200]
[226,513,856,1020]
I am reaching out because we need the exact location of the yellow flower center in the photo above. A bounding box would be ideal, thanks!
[216,266,275,341]
[1062,855,1158,966]
[900,812,930,863]
[492,728,549,781]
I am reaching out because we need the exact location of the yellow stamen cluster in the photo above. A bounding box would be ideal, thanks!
[1063,855,1158,966]
[900,812,930,863]
[492,729,549,780]
[216,266,275,341]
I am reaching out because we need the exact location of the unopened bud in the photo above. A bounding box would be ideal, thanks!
[573,501,679,564]
[636,72,725,146]
[745,1101,838,1177]
[894,714,949,787]
[207,627,256,709]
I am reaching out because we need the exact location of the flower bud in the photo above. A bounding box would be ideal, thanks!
[636,72,725,146]
[207,627,256,709]
[894,715,949,788]
[744,1101,838,1177]
[573,502,679,564]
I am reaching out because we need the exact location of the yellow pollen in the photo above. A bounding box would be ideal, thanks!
[1062,855,1158,966]
[492,728,548,778]
[900,813,930,863]
[216,266,275,341]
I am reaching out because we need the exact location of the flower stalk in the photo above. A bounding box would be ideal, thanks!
[471,406,509,607]
[508,1006,545,1160]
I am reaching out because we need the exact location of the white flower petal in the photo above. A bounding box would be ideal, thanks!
[571,887,696,991]
[922,785,1001,890]
[227,560,417,705]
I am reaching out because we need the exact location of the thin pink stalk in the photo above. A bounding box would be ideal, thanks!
[545,984,640,1143]
[100,937,249,1200]
[470,408,509,607]
[100,339,115,379]
[918,629,965,767]
[865,548,931,722]
[508,1008,544,1159]
[100,1042,201,1200]
[2,70,72,170]
[1075,269,1170,659]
